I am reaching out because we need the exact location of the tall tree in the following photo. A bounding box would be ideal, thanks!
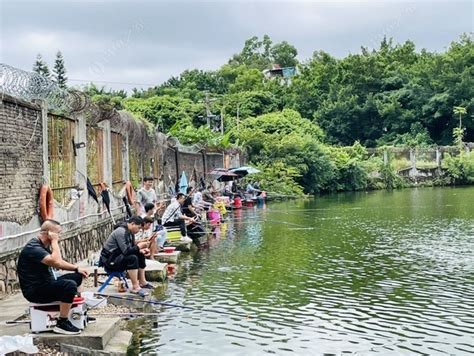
[270,41,298,67]
[32,54,50,78]
[53,51,67,89]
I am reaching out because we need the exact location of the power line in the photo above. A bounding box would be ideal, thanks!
[68,78,157,87]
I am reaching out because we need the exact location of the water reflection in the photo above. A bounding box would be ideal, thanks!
[138,187,474,355]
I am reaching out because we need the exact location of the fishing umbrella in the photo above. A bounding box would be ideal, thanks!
[230,166,261,177]
[216,172,239,182]
[179,171,188,194]
[100,185,116,224]
[209,168,239,182]
[209,168,231,175]
[122,196,132,218]
[86,178,99,204]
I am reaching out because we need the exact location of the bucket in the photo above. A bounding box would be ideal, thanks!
[82,291,107,308]
[208,209,221,222]
[163,246,176,254]
[234,197,242,208]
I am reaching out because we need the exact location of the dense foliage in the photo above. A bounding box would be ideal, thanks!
[77,34,473,194]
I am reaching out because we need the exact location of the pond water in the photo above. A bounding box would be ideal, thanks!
[137,187,474,355]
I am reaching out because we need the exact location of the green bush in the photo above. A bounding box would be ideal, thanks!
[442,152,474,184]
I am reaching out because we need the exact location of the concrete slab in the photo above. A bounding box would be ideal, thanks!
[0,293,29,323]
[60,330,132,355]
[154,250,180,263]
[144,259,167,282]
[169,240,191,252]
[37,317,121,350]
[0,317,121,351]
[104,329,133,354]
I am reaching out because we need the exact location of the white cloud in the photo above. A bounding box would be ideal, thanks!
[1,0,472,91]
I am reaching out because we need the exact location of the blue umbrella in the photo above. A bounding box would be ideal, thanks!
[179,171,188,194]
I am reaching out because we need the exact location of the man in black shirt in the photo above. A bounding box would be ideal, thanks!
[182,187,198,218]
[17,219,89,335]
[100,216,152,297]
[182,187,205,246]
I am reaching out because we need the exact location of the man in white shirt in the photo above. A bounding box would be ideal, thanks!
[135,177,158,215]
[162,193,194,243]
[192,188,212,210]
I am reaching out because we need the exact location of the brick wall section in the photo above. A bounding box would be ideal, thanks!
[0,216,123,295]
[0,96,43,224]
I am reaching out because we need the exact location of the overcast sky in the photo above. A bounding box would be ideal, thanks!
[1,0,472,91]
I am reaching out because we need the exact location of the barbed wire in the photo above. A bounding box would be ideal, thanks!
[0,63,117,124]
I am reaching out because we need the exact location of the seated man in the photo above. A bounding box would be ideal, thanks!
[139,204,164,256]
[161,193,194,243]
[100,216,152,296]
[192,188,212,210]
[17,219,89,335]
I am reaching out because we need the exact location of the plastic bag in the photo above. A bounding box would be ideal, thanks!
[0,335,39,355]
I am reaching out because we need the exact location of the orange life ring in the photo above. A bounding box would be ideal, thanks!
[124,181,136,205]
[39,184,54,221]
[99,182,108,192]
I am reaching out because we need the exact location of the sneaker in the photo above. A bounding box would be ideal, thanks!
[180,236,193,243]
[53,318,81,335]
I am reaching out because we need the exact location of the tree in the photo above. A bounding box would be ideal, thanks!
[53,51,67,89]
[453,106,467,129]
[270,41,298,67]
[32,54,51,78]
[123,95,204,132]
[83,83,127,110]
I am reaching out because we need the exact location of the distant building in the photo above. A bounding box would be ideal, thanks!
[263,64,297,81]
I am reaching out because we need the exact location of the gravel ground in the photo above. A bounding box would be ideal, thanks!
[88,302,137,318]
[35,342,62,355]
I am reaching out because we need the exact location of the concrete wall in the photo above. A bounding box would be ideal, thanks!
[0,93,244,295]
[177,151,205,184]
[206,152,224,172]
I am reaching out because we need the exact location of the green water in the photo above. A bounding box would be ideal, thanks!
[138,187,474,355]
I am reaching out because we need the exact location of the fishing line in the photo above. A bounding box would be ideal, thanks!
[95,293,399,343]
[212,216,333,232]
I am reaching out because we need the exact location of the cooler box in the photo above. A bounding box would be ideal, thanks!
[166,228,182,242]
[29,296,87,333]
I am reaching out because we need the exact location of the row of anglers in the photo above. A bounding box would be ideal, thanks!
[15,176,265,335]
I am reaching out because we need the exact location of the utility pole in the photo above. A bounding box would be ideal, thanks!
[220,107,224,135]
[202,91,217,129]
[236,103,240,134]
[204,92,211,127]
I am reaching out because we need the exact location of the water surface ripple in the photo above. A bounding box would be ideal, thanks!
[138,187,474,355]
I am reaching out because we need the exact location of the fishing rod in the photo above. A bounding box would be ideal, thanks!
[94,293,398,343]
[210,215,333,232]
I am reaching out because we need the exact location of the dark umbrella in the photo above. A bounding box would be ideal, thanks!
[230,166,261,177]
[87,178,99,204]
[216,173,239,182]
[100,186,116,224]
[122,196,133,218]
[210,168,239,182]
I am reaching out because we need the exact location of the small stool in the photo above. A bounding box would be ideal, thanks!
[97,271,129,293]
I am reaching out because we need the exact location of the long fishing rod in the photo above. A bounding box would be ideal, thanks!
[210,215,333,232]
[95,293,397,343]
